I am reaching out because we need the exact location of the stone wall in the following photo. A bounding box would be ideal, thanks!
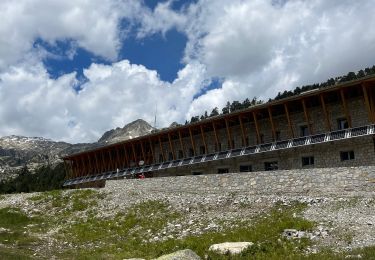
[106,166,375,196]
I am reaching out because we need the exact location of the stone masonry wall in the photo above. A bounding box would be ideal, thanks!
[106,166,375,196]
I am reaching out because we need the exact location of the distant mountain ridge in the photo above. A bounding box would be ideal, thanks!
[0,119,154,179]
[98,119,154,144]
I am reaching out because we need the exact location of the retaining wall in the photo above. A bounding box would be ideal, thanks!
[105,166,375,196]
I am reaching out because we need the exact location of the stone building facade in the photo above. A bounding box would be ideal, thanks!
[63,76,375,186]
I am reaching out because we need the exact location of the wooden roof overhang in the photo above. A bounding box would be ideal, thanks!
[63,75,375,161]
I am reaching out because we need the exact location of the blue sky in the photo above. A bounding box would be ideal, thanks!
[0,0,375,142]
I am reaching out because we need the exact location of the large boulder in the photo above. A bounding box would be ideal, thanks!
[154,249,201,260]
[209,242,254,255]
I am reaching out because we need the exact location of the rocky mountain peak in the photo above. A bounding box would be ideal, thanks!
[98,119,155,144]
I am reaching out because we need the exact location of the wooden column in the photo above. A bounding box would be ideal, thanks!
[320,94,331,132]
[178,131,185,158]
[131,143,137,165]
[283,103,294,138]
[73,159,78,177]
[370,86,375,122]
[268,107,276,141]
[200,125,208,154]
[362,83,374,123]
[124,145,130,168]
[115,147,121,170]
[301,99,313,135]
[224,118,233,149]
[148,138,155,164]
[238,114,247,146]
[87,154,93,175]
[140,141,146,163]
[108,150,115,171]
[158,136,165,162]
[94,153,100,174]
[252,111,261,144]
[212,121,220,151]
[340,89,352,128]
[81,156,86,176]
[98,151,104,172]
[189,127,196,156]
[63,161,69,179]
[168,133,176,160]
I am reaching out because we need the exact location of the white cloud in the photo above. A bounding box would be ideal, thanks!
[1,0,375,143]
[0,0,145,70]
[183,0,375,114]
[0,59,206,143]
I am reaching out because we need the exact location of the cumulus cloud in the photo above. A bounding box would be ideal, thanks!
[1,0,375,143]
[184,0,375,114]
[0,0,145,70]
[0,59,206,142]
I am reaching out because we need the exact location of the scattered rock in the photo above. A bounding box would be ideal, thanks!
[209,242,254,255]
[154,249,201,260]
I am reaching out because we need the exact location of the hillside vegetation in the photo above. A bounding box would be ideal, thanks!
[0,188,374,259]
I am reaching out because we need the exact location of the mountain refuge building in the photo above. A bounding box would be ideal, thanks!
[62,74,375,187]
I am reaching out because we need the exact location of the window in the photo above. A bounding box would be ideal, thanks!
[159,154,164,163]
[264,161,278,171]
[217,168,229,174]
[192,171,203,175]
[199,145,206,155]
[239,165,252,172]
[189,148,194,157]
[337,118,349,130]
[300,125,309,137]
[168,152,173,161]
[340,151,355,161]
[178,150,184,159]
[302,156,314,166]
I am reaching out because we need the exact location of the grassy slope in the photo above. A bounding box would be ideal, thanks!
[0,190,374,260]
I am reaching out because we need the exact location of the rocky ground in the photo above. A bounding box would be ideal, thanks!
[0,183,374,259]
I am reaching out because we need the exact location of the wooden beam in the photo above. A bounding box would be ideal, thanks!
[238,115,247,146]
[370,86,375,122]
[148,138,155,164]
[224,118,233,149]
[268,107,276,141]
[115,147,121,170]
[100,151,107,172]
[140,141,146,162]
[158,136,165,162]
[108,150,115,171]
[107,150,112,171]
[200,125,208,154]
[94,153,100,174]
[178,131,185,158]
[63,161,69,179]
[340,89,352,128]
[301,99,313,135]
[212,121,220,151]
[81,156,86,177]
[252,111,261,144]
[188,127,196,156]
[319,94,331,132]
[362,83,374,123]
[283,103,294,138]
[168,133,176,160]
[124,145,130,168]
[131,143,137,165]
[87,154,92,175]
